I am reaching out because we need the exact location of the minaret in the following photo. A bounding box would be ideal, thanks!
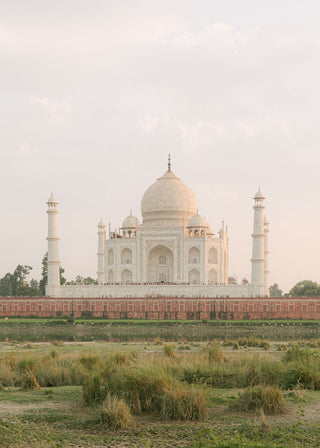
[264,216,270,294]
[46,193,61,297]
[250,188,265,286]
[97,219,106,284]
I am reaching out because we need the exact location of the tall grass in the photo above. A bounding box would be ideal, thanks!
[99,395,133,429]
[1,344,320,396]
[232,385,284,414]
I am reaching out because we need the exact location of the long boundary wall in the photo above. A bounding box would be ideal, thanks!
[0,297,320,320]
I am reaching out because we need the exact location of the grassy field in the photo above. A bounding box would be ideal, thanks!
[0,337,320,447]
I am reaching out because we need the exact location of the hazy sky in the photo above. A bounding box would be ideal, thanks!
[1,0,320,292]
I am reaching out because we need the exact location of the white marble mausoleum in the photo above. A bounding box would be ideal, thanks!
[46,157,270,298]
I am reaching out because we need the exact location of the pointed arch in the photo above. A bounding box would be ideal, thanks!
[188,269,200,285]
[121,269,132,284]
[107,249,114,265]
[121,248,132,264]
[147,244,173,283]
[208,269,217,284]
[208,247,218,264]
[188,247,200,264]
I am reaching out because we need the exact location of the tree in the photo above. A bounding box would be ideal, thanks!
[75,275,84,285]
[289,280,320,297]
[269,283,283,297]
[0,273,13,296]
[0,265,40,297]
[83,277,96,285]
[39,252,66,295]
[12,265,32,295]
[30,279,39,289]
[39,253,48,295]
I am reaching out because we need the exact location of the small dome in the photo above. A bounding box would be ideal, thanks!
[47,192,57,204]
[122,212,140,229]
[98,218,105,228]
[188,214,208,228]
[254,188,265,200]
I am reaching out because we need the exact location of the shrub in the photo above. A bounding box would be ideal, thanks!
[232,385,284,414]
[18,357,37,373]
[52,341,64,347]
[160,385,207,420]
[22,372,40,390]
[163,344,176,359]
[283,345,314,363]
[82,375,106,406]
[106,365,177,414]
[233,342,240,350]
[79,354,101,369]
[111,352,131,365]
[239,356,285,388]
[50,349,58,359]
[208,345,225,363]
[100,395,133,430]
[284,357,320,390]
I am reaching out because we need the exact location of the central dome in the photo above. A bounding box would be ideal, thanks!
[141,167,198,227]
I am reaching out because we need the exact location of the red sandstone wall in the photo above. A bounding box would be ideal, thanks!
[0,297,320,320]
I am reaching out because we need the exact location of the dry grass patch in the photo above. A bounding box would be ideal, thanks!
[232,385,284,415]
[100,395,133,430]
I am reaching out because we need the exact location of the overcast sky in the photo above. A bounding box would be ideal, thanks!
[1,0,320,292]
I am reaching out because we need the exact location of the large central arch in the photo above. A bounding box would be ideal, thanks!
[147,244,173,283]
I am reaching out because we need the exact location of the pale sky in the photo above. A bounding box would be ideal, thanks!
[1,0,320,293]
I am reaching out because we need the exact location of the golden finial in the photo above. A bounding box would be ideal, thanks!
[168,153,171,171]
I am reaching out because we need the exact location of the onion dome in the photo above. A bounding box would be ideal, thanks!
[122,211,140,229]
[188,213,208,228]
[141,157,198,227]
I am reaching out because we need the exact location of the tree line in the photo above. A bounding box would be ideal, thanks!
[0,253,96,297]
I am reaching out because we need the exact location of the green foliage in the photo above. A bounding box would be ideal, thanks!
[269,283,283,297]
[79,354,101,369]
[99,395,133,429]
[289,280,320,297]
[283,345,314,363]
[232,385,284,414]
[82,375,106,406]
[0,265,40,297]
[40,252,66,295]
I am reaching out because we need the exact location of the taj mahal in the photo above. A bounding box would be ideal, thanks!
[46,156,270,298]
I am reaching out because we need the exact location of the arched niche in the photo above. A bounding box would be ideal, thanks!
[188,269,200,285]
[208,247,218,264]
[188,247,200,264]
[208,269,217,284]
[121,269,132,284]
[107,249,114,265]
[121,248,132,265]
[108,270,114,283]
[147,244,173,283]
